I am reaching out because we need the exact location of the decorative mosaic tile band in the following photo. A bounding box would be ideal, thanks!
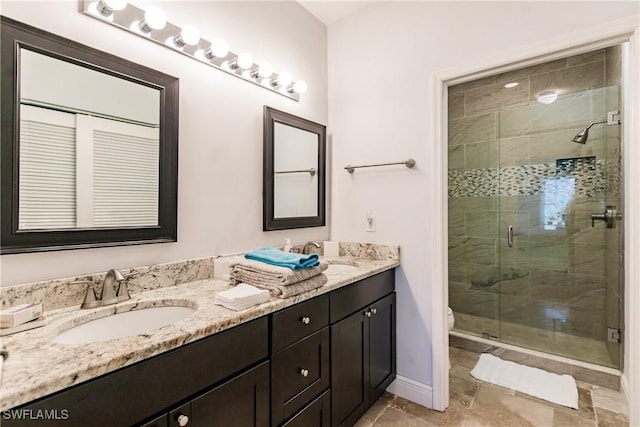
[448,157,620,198]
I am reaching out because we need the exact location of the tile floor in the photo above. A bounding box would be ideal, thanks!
[355,347,629,427]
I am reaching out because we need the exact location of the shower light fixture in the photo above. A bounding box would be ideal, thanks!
[504,82,519,88]
[82,0,306,101]
[537,90,558,104]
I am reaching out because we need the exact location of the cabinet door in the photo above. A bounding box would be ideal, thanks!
[190,362,269,427]
[330,310,368,427]
[368,293,396,403]
[282,390,330,427]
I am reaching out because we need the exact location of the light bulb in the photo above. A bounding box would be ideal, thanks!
[104,0,127,10]
[174,25,200,47]
[139,7,166,32]
[293,80,308,94]
[97,0,127,16]
[258,62,273,78]
[277,72,292,87]
[210,38,229,58]
[237,52,253,70]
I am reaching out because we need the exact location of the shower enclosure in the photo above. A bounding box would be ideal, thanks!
[447,45,624,369]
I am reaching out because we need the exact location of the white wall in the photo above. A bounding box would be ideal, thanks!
[328,0,639,393]
[0,1,328,286]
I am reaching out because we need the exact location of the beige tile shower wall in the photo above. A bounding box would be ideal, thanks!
[448,48,621,346]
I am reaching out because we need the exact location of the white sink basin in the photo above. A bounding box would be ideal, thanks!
[53,306,195,344]
[325,264,359,275]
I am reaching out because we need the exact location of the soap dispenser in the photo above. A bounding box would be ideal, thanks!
[283,238,293,253]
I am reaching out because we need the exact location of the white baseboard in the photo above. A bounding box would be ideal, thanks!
[386,375,434,409]
[620,373,630,405]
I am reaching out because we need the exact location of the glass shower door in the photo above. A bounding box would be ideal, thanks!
[496,82,622,369]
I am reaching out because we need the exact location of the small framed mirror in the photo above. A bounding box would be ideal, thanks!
[1,17,179,254]
[263,106,326,231]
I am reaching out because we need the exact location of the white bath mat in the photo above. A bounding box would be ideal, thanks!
[470,353,579,409]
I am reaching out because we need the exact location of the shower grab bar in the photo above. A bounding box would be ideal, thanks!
[508,225,514,248]
[345,158,416,174]
[275,168,316,176]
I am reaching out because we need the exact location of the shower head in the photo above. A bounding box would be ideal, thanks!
[571,119,607,144]
[572,127,589,144]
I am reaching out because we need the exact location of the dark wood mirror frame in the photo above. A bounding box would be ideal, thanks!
[0,16,179,254]
[263,106,326,231]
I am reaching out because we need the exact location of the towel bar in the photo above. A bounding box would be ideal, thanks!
[344,159,415,173]
[275,168,316,176]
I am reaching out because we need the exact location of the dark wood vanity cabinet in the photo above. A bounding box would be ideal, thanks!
[330,269,396,427]
[6,269,395,427]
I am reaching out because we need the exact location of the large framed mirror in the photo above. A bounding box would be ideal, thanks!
[1,17,179,254]
[263,107,326,231]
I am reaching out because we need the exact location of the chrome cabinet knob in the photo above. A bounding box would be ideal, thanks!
[300,316,310,325]
[176,414,189,426]
[371,308,377,315]
[299,368,309,377]
[364,310,372,318]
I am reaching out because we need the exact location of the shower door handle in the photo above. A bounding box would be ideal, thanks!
[591,206,619,228]
[507,225,514,248]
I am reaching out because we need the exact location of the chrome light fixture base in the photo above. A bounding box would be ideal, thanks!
[82,1,301,101]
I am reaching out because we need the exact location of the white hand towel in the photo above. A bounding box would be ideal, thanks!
[214,283,270,311]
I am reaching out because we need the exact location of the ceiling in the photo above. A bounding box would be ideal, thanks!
[297,1,376,25]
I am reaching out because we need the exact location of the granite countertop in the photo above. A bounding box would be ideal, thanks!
[0,256,398,410]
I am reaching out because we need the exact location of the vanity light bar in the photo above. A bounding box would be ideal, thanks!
[82,1,306,101]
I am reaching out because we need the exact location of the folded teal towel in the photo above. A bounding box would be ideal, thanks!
[245,246,319,270]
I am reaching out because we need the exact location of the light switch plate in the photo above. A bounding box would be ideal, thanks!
[366,210,376,232]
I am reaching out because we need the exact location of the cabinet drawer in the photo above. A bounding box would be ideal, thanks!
[271,327,330,426]
[330,269,394,323]
[272,293,329,352]
[281,389,330,427]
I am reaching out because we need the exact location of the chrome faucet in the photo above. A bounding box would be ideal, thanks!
[303,241,321,255]
[101,269,125,305]
[76,269,129,309]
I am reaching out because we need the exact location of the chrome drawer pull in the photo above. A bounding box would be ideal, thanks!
[300,316,311,325]
[299,368,309,377]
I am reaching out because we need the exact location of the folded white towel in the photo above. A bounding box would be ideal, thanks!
[214,283,270,311]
